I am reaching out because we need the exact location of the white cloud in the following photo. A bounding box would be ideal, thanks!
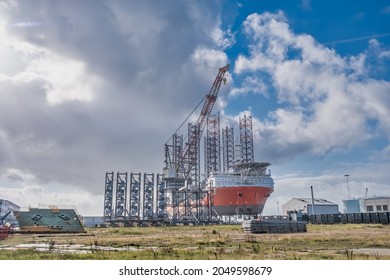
[210,24,236,50]
[232,11,390,160]
[380,50,390,58]
[229,75,269,97]
[191,46,228,69]
[0,15,99,105]
[370,145,390,162]
[0,168,102,215]
[0,1,228,215]
[18,52,97,105]
[36,54,98,105]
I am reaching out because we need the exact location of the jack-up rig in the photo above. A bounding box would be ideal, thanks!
[103,64,274,225]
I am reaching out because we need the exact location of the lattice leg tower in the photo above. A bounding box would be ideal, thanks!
[164,133,183,175]
[103,172,114,222]
[129,172,141,219]
[143,173,154,219]
[222,126,235,171]
[205,112,221,175]
[115,172,128,219]
[239,115,254,163]
[156,173,167,219]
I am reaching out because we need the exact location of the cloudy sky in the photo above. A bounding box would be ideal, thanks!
[0,0,389,216]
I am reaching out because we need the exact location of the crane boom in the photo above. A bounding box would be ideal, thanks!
[180,64,229,185]
[182,64,229,159]
[164,64,229,188]
[162,64,229,221]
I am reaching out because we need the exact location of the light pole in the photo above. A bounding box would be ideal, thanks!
[345,174,350,199]
[310,186,315,216]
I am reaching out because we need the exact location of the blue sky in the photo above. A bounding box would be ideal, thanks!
[0,0,389,215]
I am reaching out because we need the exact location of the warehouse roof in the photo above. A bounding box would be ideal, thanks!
[290,198,338,205]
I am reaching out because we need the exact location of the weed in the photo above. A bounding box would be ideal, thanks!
[48,239,55,252]
[252,244,260,254]
[244,234,256,243]
[344,249,354,260]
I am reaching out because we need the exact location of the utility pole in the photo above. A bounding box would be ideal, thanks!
[345,174,350,199]
[310,186,315,216]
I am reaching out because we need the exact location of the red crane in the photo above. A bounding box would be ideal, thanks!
[192,64,230,140]
[180,64,230,186]
[164,64,229,188]
[163,64,229,221]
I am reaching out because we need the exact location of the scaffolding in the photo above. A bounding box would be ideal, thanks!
[114,172,128,219]
[156,173,167,219]
[164,133,183,178]
[129,172,141,219]
[143,173,154,219]
[103,172,114,221]
[239,115,254,163]
[222,126,234,172]
[205,112,221,175]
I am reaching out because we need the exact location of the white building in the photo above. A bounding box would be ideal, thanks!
[81,216,104,227]
[282,198,339,215]
[0,199,20,225]
[343,196,390,213]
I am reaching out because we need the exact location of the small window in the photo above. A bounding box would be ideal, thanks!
[366,206,374,212]
[376,205,382,212]
[383,205,388,211]
[49,225,62,229]
[58,213,70,220]
[31,214,42,220]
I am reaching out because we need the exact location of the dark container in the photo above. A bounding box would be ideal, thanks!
[321,214,328,224]
[333,214,341,224]
[362,213,371,223]
[378,212,389,224]
[347,213,355,223]
[340,214,348,224]
[353,213,363,223]
[325,214,333,224]
[370,212,380,223]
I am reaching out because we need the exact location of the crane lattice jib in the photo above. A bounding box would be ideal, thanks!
[196,64,229,134]
[181,64,229,178]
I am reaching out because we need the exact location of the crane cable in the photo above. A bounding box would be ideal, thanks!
[165,94,206,144]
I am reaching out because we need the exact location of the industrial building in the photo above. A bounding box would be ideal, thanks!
[14,206,85,233]
[0,199,20,226]
[282,198,339,215]
[343,196,390,213]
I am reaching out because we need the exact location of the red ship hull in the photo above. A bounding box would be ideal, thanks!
[208,186,273,215]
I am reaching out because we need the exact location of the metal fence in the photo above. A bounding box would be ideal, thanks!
[308,212,390,225]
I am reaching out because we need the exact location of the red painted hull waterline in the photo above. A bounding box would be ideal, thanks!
[211,186,273,215]
[205,162,275,216]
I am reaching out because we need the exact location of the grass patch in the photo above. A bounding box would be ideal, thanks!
[1,224,389,260]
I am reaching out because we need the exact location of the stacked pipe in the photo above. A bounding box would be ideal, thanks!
[242,220,307,234]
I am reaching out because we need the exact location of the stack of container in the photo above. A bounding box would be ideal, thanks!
[242,220,307,234]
